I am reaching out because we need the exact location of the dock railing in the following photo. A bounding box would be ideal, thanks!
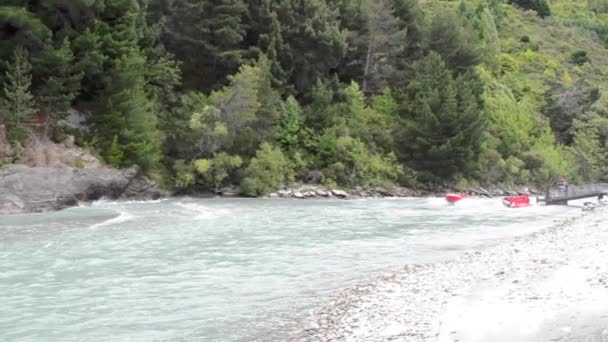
[544,183,608,204]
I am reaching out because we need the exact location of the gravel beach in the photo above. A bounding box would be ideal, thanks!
[292,205,608,342]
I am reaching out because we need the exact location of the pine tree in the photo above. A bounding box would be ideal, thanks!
[390,0,423,61]
[0,47,36,141]
[276,96,305,154]
[509,0,551,17]
[98,52,162,170]
[397,52,484,179]
[428,8,480,75]
[162,0,249,91]
[479,8,500,71]
[271,0,348,95]
[37,38,84,127]
[358,0,407,94]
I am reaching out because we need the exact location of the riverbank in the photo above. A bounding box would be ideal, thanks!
[291,205,608,342]
[1,163,539,214]
[0,165,165,214]
[262,183,538,200]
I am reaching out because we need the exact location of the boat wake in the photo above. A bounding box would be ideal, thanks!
[89,212,135,229]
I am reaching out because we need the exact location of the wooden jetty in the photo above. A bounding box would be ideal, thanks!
[540,183,608,205]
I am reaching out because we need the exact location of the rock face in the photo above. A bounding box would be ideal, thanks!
[0,165,166,214]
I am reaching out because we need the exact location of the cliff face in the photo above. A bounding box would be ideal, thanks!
[0,165,166,214]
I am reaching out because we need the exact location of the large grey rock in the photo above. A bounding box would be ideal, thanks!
[315,190,329,197]
[277,190,291,198]
[0,165,166,214]
[331,189,349,198]
[219,186,239,197]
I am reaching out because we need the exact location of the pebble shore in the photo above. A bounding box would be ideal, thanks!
[291,206,608,342]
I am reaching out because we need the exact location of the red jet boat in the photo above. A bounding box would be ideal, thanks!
[445,193,467,204]
[502,195,531,208]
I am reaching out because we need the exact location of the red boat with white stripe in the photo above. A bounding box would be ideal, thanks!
[445,193,467,203]
[502,195,531,208]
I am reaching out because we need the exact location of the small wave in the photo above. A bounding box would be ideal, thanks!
[89,212,135,229]
[91,198,167,207]
[175,202,231,220]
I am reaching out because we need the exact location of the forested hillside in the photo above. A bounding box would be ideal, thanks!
[0,0,607,195]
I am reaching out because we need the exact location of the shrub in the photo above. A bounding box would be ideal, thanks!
[240,143,287,196]
[520,35,531,43]
[569,50,590,65]
[74,156,85,169]
[498,53,520,74]
[194,153,243,191]
[321,136,403,187]
[105,136,124,168]
[173,160,195,189]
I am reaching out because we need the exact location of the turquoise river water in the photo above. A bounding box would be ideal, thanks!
[0,197,579,342]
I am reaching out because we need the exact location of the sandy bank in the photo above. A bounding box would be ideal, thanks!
[292,206,608,342]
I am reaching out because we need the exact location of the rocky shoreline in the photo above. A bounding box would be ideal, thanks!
[290,206,608,342]
[0,163,540,215]
[263,184,539,200]
[0,165,166,214]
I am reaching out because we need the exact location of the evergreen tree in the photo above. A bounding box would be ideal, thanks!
[276,96,305,154]
[479,8,500,71]
[0,47,36,141]
[397,52,484,179]
[509,0,551,18]
[0,5,52,62]
[36,38,84,127]
[272,0,348,95]
[162,0,249,91]
[97,51,162,170]
[356,0,407,94]
[427,8,480,75]
[390,0,423,60]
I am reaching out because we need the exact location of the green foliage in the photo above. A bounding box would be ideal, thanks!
[323,135,403,187]
[271,0,348,95]
[396,52,484,180]
[240,143,287,196]
[106,135,124,168]
[1,0,605,192]
[427,7,480,75]
[74,156,85,169]
[162,0,249,91]
[569,50,590,65]
[276,96,306,154]
[36,38,84,127]
[95,51,162,171]
[0,47,36,141]
[498,53,520,74]
[569,112,608,181]
[0,6,51,57]
[194,153,243,191]
[509,0,551,18]
[483,82,536,156]
[173,159,196,190]
[188,56,280,158]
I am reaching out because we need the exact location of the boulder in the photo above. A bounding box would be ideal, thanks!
[315,190,329,197]
[0,165,166,214]
[277,190,290,197]
[294,192,305,199]
[219,186,239,197]
[331,189,349,198]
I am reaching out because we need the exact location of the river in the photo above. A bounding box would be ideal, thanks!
[0,197,579,342]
